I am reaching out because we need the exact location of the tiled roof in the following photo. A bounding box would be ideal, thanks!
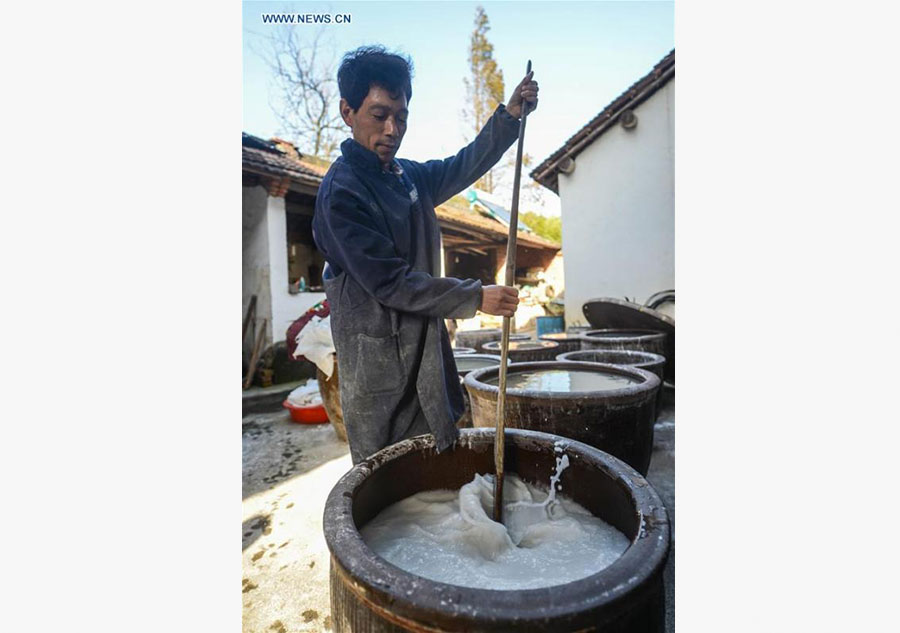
[531,49,674,194]
[241,133,327,185]
[435,204,560,250]
[241,132,559,251]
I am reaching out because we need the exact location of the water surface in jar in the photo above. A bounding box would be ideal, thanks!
[486,369,637,392]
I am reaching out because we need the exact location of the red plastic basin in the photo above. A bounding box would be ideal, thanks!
[282,399,329,424]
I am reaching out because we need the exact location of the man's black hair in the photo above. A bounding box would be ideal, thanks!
[337,45,413,111]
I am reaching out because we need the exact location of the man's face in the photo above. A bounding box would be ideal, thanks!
[340,84,408,168]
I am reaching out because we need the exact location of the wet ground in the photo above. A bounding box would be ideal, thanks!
[242,384,675,633]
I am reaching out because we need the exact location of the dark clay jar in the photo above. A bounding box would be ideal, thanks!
[454,329,503,354]
[482,339,560,362]
[538,331,583,354]
[452,353,506,429]
[324,428,670,632]
[465,361,660,475]
[579,329,667,360]
[557,349,666,409]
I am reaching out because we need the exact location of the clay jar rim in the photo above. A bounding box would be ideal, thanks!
[450,347,477,354]
[580,328,667,344]
[454,352,506,361]
[323,428,670,626]
[556,349,666,371]
[538,332,584,342]
[482,339,560,352]
[453,353,509,377]
[464,360,660,403]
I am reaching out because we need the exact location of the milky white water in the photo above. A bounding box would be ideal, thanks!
[485,369,637,392]
[360,453,630,590]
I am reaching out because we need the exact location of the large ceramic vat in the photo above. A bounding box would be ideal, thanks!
[324,428,670,632]
[465,361,660,474]
[482,339,560,362]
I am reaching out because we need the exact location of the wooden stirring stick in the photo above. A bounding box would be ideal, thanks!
[493,60,533,523]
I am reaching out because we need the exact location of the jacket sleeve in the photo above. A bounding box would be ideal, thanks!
[414,104,521,205]
[315,177,483,319]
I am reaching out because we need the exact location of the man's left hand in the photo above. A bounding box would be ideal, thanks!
[507,71,539,120]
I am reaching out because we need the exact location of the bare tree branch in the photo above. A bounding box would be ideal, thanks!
[250,20,344,159]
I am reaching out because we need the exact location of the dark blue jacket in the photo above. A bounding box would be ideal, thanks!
[313,104,520,463]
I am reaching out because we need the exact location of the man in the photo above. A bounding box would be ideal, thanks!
[313,45,538,464]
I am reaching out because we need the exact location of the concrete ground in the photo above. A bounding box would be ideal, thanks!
[242,404,351,633]
[242,384,675,633]
[243,380,309,416]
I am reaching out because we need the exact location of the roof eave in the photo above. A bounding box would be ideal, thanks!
[436,211,559,251]
[241,162,323,188]
[531,51,675,194]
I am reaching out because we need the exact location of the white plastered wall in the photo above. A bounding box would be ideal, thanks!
[243,186,273,355]
[243,185,327,352]
[264,195,327,344]
[557,80,674,327]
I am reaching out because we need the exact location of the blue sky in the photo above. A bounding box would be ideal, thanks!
[242,1,674,214]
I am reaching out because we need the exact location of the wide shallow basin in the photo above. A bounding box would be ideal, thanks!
[324,428,670,632]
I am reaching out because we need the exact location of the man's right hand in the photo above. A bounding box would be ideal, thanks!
[480,285,519,317]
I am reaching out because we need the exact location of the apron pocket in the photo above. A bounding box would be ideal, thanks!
[344,275,369,309]
[355,333,405,395]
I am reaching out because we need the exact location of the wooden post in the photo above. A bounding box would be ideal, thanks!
[242,295,257,343]
[243,318,267,390]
